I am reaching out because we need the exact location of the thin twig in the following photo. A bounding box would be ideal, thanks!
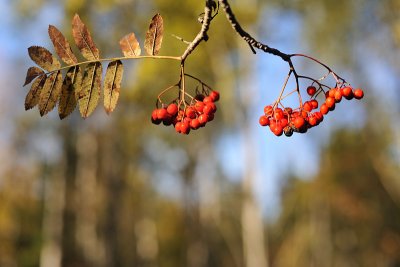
[218,0,290,61]
[43,55,181,75]
[171,34,191,45]
[181,0,215,62]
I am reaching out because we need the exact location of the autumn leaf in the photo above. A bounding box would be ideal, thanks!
[104,60,123,114]
[25,75,47,110]
[119,33,141,57]
[78,62,102,118]
[72,14,100,61]
[48,25,78,65]
[58,66,82,119]
[23,67,45,86]
[144,13,164,56]
[28,46,61,71]
[39,71,63,116]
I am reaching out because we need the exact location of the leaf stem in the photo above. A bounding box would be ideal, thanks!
[44,55,182,75]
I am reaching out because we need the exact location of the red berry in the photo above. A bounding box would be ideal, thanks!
[185,107,196,119]
[163,114,173,126]
[198,114,209,125]
[274,108,284,120]
[328,88,337,98]
[194,101,205,113]
[207,102,217,112]
[280,118,288,128]
[293,117,305,129]
[175,122,183,133]
[203,104,214,115]
[183,117,192,124]
[308,116,318,127]
[334,90,342,102]
[151,116,162,125]
[341,86,353,97]
[180,122,190,135]
[303,101,313,112]
[264,105,273,116]
[167,103,178,116]
[151,109,158,120]
[284,107,293,116]
[353,88,364,99]
[310,99,319,109]
[190,118,200,129]
[271,124,283,136]
[320,103,329,115]
[203,96,213,103]
[307,86,317,96]
[259,115,270,126]
[314,112,324,123]
[325,97,336,109]
[157,108,168,120]
[209,91,220,102]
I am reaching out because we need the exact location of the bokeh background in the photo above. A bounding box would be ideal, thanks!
[1,0,400,266]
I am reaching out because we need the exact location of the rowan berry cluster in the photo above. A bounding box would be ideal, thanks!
[259,85,364,137]
[151,90,219,135]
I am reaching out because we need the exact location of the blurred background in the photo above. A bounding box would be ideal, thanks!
[1,0,400,266]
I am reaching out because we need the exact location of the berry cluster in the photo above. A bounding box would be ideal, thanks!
[259,85,364,137]
[151,90,219,135]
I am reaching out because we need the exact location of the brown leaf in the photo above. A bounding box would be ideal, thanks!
[144,13,164,56]
[119,33,141,57]
[28,46,61,71]
[104,60,123,114]
[48,25,78,65]
[72,14,100,61]
[39,71,63,116]
[24,67,45,86]
[58,66,83,119]
[25,75,47,110]
[78,62,102,118]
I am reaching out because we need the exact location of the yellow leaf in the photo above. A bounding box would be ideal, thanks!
[39,71,63,116]
[104,60,124,114]
[78,62,102,118]
[59,66,82,119]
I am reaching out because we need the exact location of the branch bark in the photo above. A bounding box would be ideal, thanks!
[181,0,215,62]
[218,0,291,62]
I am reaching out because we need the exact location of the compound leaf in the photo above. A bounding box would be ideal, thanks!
[28,46,61,71]
[104,60,123,114]
[58,66,82,119]
[24,67,45,86]
[39,71,63,116]
[72,14,100,61]
[25,75,47,110]
[119,33,141,57]
[78,62,102,118]
[49,25,78,65]
[144,13,163,56]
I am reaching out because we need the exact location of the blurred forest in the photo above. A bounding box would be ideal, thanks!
[0,0,400,267]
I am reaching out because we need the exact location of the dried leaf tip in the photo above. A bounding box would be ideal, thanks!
[48,24,78,65]
[24,67,45,86]
[72,14,100,61]
[144,13,164,56]
[28,46,61,72]
[120,33,141,57]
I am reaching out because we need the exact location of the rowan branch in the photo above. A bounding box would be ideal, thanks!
[218,0,290,62]
[181,0,215,62]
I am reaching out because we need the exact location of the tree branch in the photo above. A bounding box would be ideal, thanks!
[218,0,291,62]
[181,0,215,62]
